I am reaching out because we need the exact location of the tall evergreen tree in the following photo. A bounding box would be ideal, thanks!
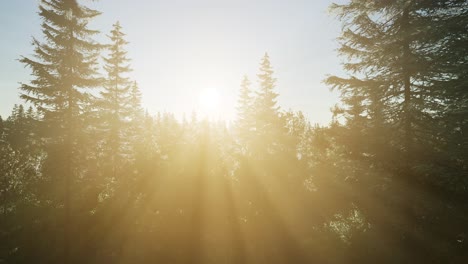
[235,75,254,149]
[127,81,144,168]
[253,53,283,155]
[128,80,143,133]
[429,1,468,187]
[99,21,134,164]
[326,1,468,261]
[20,0,102,131]
[129,81,143,118]
[325,0,464,169]
[18,1,102,262]
[255,53,280,128]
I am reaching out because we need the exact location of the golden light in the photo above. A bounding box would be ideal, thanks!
[198,88,221,117]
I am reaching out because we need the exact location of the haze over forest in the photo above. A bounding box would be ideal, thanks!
[0,1,467,263]
[0,0,346,124]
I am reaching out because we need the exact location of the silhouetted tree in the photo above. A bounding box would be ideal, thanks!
[235,75,254,150]
[251,53,284,156]
[326,1,468,262]
[99,21,136,175]
[19,0,102,262]
[254,53,280,131]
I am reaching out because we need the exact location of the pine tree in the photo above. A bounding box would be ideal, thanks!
[128,81,144,161]
[129,81,143,118]
[20,0,102,130]
[253,53,283,155]
[429,1,468,187]
[235,75,254,148]
[99,21,134,164]
[326,0,460,166]
[326,1,468,261]
[255,53,280,129]
[18,1,102,262]
[5,105,39,151]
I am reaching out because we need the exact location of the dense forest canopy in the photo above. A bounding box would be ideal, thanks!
[0,0,467,263]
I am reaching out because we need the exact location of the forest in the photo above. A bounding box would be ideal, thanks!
[0,0,467,263]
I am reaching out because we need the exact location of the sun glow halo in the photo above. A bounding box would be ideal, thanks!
[198,88,221,116]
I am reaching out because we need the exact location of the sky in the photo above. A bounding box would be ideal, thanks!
[0,0,347,124]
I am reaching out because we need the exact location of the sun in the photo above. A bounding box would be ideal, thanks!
[198,88,221,116]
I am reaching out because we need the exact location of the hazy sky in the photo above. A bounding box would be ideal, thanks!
[0,0,346,124]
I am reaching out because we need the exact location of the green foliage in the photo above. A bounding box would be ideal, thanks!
[324,0,468,262]
[1,1,467,263]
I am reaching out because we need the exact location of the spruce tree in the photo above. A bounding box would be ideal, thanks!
[429,1,468,188]
[128,81,144,163]
[326,0,459,167]
[129,81,143,118]
[253,53,283,155]
[99,21,134,165]
[20,0,102,130]
[255,53,280,129]
[326,1,468,261]
[18,0,102,262]
[235,75,254,149]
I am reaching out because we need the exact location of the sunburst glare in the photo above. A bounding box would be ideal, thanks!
[197,88,221,118]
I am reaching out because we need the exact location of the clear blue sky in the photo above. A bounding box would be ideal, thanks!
[0,0,346,124]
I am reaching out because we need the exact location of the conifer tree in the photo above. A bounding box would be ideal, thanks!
[253,53,283,154]
[326,2,468,261]
[20,0,102,130]
[18,0,102,262]
[325,1,461,166]
[236,75,254,148]
[100,21,134,163]
[128,81,144,161]
[255,53,280,128]
[430,1,468,184]
[5,105,39,151]
[129,81,143,118]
